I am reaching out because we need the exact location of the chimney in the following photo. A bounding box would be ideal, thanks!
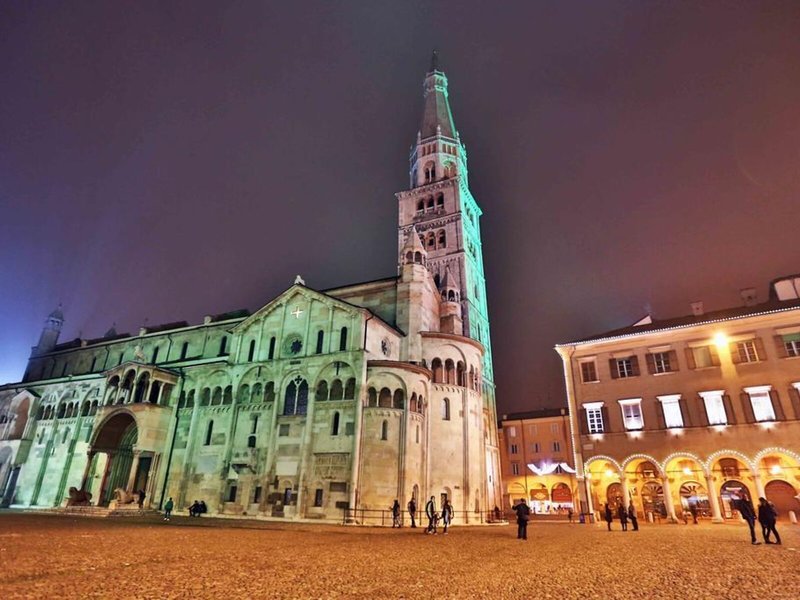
[740,287,757,307]
[690,301,704,316]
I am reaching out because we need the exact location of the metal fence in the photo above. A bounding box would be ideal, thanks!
[341,508,506,526]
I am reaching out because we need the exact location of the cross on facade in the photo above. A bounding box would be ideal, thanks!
[291,307,304,319]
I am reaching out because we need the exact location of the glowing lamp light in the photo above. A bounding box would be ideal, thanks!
[682,467,692,476]
[713,332,728,347]
[604,469,614,478]
[770,465,782,475]
[759,421,775,431]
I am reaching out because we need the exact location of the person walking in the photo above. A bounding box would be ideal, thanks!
[441,498,453,535]
[425,496,436,534]
[617,503,628,531]
[627,503,638,531]
[734,494,760,545]
[137,489,145,509]
[512,499,531,540]
[390,499,402,528]
[407,497,417,528]
[163,497,174,521]
[604,503,613,531]
[567,507,574,523]
[689,503,699,524]
[758,497,781,545]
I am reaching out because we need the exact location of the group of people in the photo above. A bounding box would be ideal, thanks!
[603,503,639,532]
[392,496,453,534]
[188,500,208,517]
[734,495,782,545]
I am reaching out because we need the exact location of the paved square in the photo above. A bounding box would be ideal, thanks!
[1,514,798,599]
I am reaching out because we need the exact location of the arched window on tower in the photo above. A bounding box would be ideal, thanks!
[248,339,256,362]
[218,336,228,356]
[268,337,276,360]
[316,381,328,402]
[431,358,443,383]
[180,341,189,360]
[393,389,404,409]
[445,359,455,384]
[438,230,446,248]
[330,379,344,401]
[339,327,348,352]
[316,330,324,354]
[381,420,388,441]
[442,398,451,421]
[426,198,434,211]
[284,377,309,415]
[379,388,392,408]
[331,412,340,436]
[344,378,356,399]
[416,200,424,215]
[436,193,444,208]
[368,387,377,407]
[205,420,214,445]
[426,233,435,249]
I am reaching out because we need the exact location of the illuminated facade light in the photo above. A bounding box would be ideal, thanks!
[713,332,728,347]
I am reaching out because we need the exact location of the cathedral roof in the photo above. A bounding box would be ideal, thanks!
[419,52,456,140]
[440,265,456,290]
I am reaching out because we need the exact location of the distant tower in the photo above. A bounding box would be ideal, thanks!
[396,52,495,383]
[33,305,64,356]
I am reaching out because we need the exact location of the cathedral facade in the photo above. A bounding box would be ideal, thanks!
[0,60,503,522]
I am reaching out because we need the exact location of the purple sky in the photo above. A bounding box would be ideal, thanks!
[2,2,800,413]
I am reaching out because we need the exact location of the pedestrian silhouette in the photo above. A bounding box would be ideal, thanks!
[425,496,436,534]
[441,498,453,534]
[390,499,401,528]
[407,498,417,528]
[758,497,781,545]
[163,497,174,521]
[604,503,613,531]
[512,498,531,540]
[618,504,628,531]
[627,503,638,531]
[734,494,760,545]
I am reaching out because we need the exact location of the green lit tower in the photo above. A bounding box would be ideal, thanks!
[396,52,495,389]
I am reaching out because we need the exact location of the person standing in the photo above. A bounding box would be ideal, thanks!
[512,499,531,540]
[407,497,417,528]
[567,507,574,524]
[441,498,453,535]
[617,503,628,531]
[604,504,613,531]
[734,494,760,545]
[758,497,781,545]
[138,489,145,510]
[425,496,436,534]
[689,503,699,524]
[627,503,638,531]
[390,499,401,528]
[163,497,174,521]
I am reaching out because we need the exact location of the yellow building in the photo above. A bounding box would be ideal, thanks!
[556,276,800,523]
[498,408,577,515]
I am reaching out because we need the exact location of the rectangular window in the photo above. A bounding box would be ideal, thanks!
[278,423,290,437]
[533,442,541,453]
[345,422,355,435]
[745,387,776,422]
[511,463,520,475]
[253,486,262,504]
[510,443,518,454]
[658,395,684,428]
[580,361,598,383]
[585,404,604,434]
[700,391,727,425]
[227,486,237,503]
[653,352,671,374]
[616,358,633,378]
[785,339,800,357]
[619,399,643,430]
[314,489,324,507]
[329,482,347,493]
[550,423,560,434]
[507,426,517,437]
[552,441,561,452]
[693,346,713,368]
[737,340,759,363]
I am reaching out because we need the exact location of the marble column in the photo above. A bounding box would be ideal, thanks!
[621,476,631,509]
[705,470,723,523]
[661,475,678,523]
[752,470,766,499]
[126,451,142,491]
[80,451,95,490]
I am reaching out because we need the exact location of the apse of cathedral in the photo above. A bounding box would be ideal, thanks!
[0,57,502,520]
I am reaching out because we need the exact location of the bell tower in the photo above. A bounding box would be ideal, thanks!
[33,305,64,357]
[395,52,494,384]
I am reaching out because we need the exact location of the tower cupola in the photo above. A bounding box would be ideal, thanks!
[34,304,64,356]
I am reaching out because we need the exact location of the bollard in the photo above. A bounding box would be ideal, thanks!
[789,510,797,524]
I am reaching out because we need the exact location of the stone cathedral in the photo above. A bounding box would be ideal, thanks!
[0,59,503,521]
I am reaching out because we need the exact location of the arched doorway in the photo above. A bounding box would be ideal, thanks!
[679,482,710,517]
[551,483,573,509]
[92,412,140,505]
[641,482,666,518]
[606,483,623,509]
[720,480,749,519]
[765,480,800,520]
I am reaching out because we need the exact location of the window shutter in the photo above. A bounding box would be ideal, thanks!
[774,335,788,358]
[655,400,666,429]
[579,409,589,435]
[630,356,640,376]
[684,347,696,369]
[678,397,691,427]
[788,387,800,420]
[723,394,738,424]
[753,337,767,361]
[608,359,619,379]
[696,396,709,426]
[668,350,679,372]
[709,345,721,366]
[738,393,754,424]
[769,390,786,421]
[600,406,610,433]
[728,343,741,364]
[645,353,656,375]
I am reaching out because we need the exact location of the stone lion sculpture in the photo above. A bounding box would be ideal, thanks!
[66,487,92,506]
[113,488,136,504]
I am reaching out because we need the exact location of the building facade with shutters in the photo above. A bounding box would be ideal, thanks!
[0,58,503,522]
[497,408,577,514]
[556,275,800,523]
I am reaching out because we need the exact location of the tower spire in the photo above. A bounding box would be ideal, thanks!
[429,49,439,73]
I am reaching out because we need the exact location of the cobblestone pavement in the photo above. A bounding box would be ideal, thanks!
[1,513,798,599]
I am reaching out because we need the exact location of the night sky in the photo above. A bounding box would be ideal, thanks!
[2,2,800,414]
